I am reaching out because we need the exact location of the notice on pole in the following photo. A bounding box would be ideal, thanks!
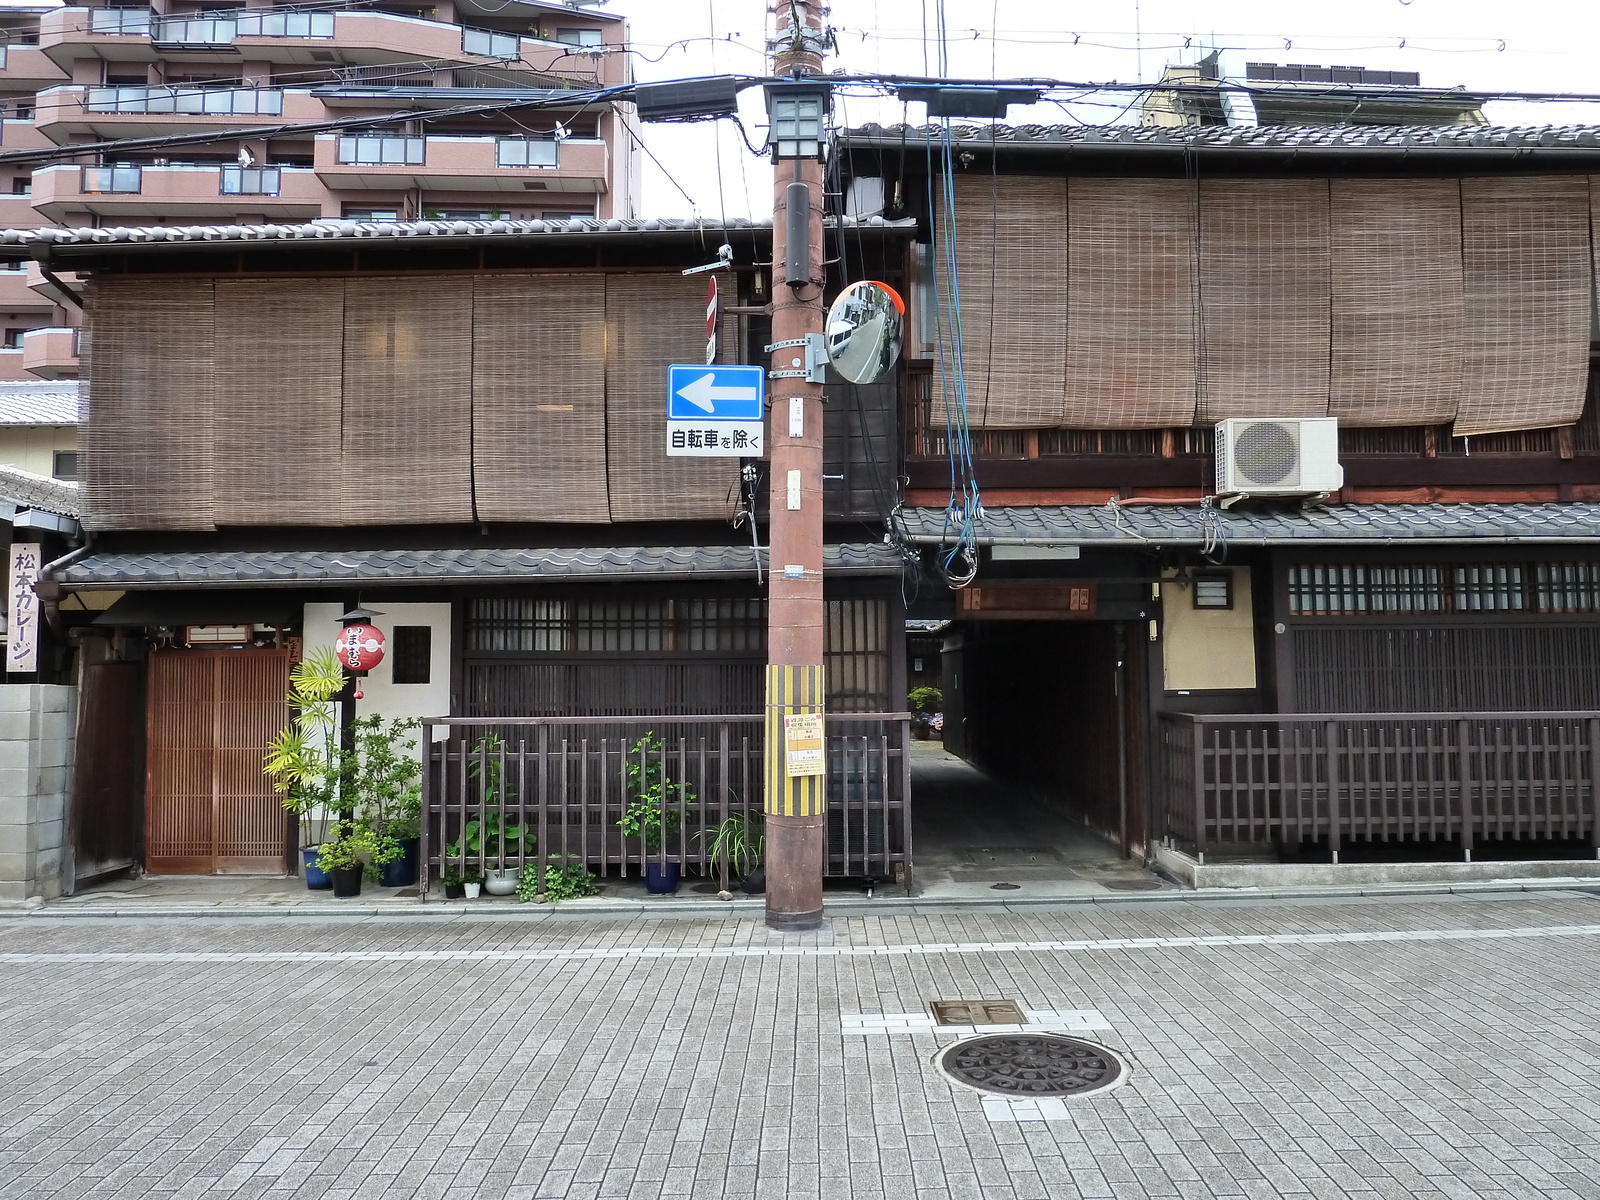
[6,542,41,673]
[783,711,825,778]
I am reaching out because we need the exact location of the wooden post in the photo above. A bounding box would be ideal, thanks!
[1326,720,1341,865]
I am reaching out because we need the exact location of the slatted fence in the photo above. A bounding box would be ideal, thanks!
[1159,711,1600,859]
[420,713,913,896]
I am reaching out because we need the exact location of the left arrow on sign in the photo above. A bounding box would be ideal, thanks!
[676,371,759,414]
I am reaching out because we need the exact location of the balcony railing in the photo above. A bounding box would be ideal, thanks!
[496,137,558,168]
[151,16,236,44]
[461,25,519,58]
[85,85,284,116]
[235,10,334,37]
[420,713,914,895]
[1159,711,1600,857]
[335,135,425,165]
[89,8,154,34]
[219,166,281,195]
[81,165,140,194]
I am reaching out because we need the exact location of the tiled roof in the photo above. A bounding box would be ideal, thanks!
[0,464,79,518]
[0,215,915,252]
[841,122,1600,153]
[899,503,1600,546]
[58,542,902,588]
[0,381,78,426]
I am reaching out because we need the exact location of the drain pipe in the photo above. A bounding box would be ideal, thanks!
[1114,621,1129,859]
[36,532,94,641]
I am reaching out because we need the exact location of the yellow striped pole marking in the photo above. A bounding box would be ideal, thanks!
[765,664,825,817]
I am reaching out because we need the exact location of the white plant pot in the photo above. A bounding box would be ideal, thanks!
[484,872,518,896]
[464,882,482,899]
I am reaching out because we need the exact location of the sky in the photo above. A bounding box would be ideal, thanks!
[618,0,1600,218]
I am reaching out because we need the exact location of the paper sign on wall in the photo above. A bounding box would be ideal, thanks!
[7,542,41,673]
[783,711,825,777]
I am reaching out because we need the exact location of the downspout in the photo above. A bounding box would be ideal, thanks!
[36,532,93,641]
[30,248,85,312]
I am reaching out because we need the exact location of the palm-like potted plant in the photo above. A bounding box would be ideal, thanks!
[617,732,688,894]
[264,648,346,888]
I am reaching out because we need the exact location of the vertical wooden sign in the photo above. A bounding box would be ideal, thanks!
[7,542,41,673]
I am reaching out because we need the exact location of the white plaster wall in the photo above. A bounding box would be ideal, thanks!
[1161,567,1257,692]
[302,602,452,747]
[0,426,76,478]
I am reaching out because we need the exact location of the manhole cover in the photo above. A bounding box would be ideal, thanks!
[937,1034,1125,1097]
[1101,879,1161,891]
[990,882,1021,891]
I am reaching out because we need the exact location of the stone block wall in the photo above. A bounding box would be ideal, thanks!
[0,684,77,902]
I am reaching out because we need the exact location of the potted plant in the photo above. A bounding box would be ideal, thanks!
[908,686,943,740]
[701,813,765,894]
[617,733,688,894]
[464,735,526,894]
[463,866,482,899]
[442,866,466,900]
[345,714,421,887]
[317,819,384,898]
[264,647,346,889]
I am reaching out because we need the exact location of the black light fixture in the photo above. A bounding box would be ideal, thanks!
[765,78,832,160]
[339,605,384,626]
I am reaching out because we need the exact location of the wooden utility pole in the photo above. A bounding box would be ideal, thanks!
[763,0,829,931]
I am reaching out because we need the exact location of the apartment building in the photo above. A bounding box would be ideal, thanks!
[0,0,639,382]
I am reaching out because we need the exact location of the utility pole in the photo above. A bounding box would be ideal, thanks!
[763,0,829,931]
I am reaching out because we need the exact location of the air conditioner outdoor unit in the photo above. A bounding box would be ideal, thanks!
[1214,417,1344,497]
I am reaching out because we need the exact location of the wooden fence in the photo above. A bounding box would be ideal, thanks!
[1159,711,1600,859]
[419,713,913,896]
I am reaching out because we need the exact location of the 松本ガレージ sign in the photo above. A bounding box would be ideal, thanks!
[6,543,41,673]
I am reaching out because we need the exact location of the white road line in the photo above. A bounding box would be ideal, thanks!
[2,923,1599,965]
[841,1009,1113,1035]
[981,1097,1073,1123]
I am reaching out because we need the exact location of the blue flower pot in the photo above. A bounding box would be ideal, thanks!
[302,845,332,890]
[379,837,419,888]
[644,862,680,894]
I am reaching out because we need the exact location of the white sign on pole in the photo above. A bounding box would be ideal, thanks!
[666,363,767,458]
[7,542,41,673]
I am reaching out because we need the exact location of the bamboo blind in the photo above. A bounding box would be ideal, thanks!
[1457,176,1591,437]
[1064,177,1198,428]
[604,273,736,522]
[472,274,608,523]
[936,172,1069,428]
[1198,178,1332,422]
[213,279,344,525]
[341,276,475,525]
[1329,179,1465,427]
[82,278,217,531]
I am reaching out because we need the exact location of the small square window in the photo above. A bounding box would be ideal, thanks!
[3,328,25,350]
[52,451,78,481]
[555,26,602,46]
[390,625,431,684]
[11,177,30,196]
[1192,574,1233,609]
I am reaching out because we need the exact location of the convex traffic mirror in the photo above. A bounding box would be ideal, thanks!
[825,280,905,385]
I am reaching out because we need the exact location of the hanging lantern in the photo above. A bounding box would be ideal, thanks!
[337,623,385,672]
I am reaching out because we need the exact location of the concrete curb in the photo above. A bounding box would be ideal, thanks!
[4,877,1598,919]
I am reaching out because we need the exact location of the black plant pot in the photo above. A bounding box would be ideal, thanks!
[444,882,466,899]
[331,866,363,898]
[740,867,766,895]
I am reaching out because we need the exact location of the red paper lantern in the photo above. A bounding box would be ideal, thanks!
[337,623,385,672]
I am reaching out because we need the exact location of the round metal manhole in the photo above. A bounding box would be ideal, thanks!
[936,1034,1126,1098]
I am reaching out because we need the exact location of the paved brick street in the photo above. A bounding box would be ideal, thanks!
[3,893,1600,1200]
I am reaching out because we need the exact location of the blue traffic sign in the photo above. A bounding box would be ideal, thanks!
[668,364,766,421]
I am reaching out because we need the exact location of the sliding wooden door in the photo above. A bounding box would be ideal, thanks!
[146,649,291,874]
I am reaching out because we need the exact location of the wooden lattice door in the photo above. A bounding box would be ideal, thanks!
[146,649,291,874]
